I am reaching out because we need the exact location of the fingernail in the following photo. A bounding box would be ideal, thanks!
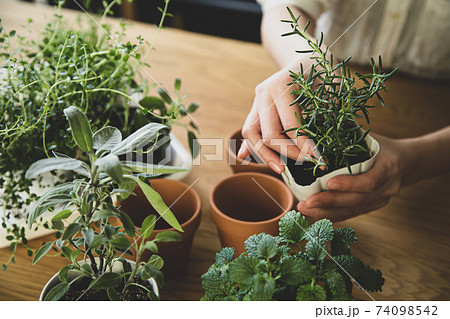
[237,143,245,158]
[327,181,341,190]
[298,201,308,211]
[268,162,283,174]
[307,200,321,208]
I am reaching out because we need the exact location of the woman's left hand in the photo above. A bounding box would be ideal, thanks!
[297,134,409,222]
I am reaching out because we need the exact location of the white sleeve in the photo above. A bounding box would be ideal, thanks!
[256,0,332,20]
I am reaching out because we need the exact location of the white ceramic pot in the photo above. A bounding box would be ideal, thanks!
[39,258,159,301]
[282,134,380,202]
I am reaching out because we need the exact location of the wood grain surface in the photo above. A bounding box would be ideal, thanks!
[0,0,449,301]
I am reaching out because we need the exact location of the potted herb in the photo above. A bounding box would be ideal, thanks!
[201,211,384,301]
[279,9,397,201]
[0,0,198,259]
[23,106,186,300]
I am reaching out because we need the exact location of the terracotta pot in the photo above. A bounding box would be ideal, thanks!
[118,179,201,277]
[226,128,280,178]
[39,258,158,301]
[210,172,294,257]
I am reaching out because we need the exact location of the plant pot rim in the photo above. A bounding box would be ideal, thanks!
[39,258,158,301]
[226,128,270,169]
[209,172,294,226]
[147,178,202,233]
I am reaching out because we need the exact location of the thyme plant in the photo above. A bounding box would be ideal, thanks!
[282,9,397,175]
[21,106,185,300]
[201,211,384,301]
[0,0,198,209]
[0,0,198,253]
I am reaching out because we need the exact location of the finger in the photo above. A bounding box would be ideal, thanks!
[297,196,390,222]
[304,187,385,208]
[237,140,251,159]
[326,157,389,193]
[257,96,304,161]
[241,107,284,174]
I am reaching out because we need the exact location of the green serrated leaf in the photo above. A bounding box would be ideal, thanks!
[279,256,312,285]
[279,210,308,243]
[252,274,275,301]
[256,234,278,258]
[229,255,259,287]
[296,284,326,301]
[305,219,334,242]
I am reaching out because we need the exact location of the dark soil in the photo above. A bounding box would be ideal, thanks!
[285,143,372,186]
[59,276,156,301]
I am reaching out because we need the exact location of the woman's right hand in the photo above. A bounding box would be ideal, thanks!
[238,61,318,174]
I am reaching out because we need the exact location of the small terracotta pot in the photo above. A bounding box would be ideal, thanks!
[210,172,294,257]
[118,179,201,277]
[226,128,280,178]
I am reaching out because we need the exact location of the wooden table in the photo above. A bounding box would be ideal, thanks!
[1,0,449,301]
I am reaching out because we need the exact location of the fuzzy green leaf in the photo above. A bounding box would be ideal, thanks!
[305,239,328,260]
[63,106,93,152]
[25,157,84,179]
[44,282,70,301]
[252,274,275,301]
[92,126,122,151]
[279,211,308,243]
[33,241,53,265]
[256,234,278,259]
[296,284,327,301]
[28,182,75,228]
[62,223,81,241]
[111,122,167,155]
[215,247,235,267]
[229,255,259,286]
[95,153,123,184]
[279,256,313,285]
[305,219,334,242]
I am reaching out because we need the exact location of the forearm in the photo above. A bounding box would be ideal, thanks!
[400,126,450,186]
[261,5,316,69]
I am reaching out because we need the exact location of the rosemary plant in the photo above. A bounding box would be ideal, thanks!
[282,8,397,175]
[21,106,185,300]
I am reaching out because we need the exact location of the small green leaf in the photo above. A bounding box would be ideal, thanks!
[252,274,275,301]
[95,153,123,184]
[147,255,164,270]
[33,242,53,265]
[154,231,181,243]
[58,265,72,283]
[187,131,200,158]
[142,264,164,287]
[142,241,158,253]
[51,209,73,221]
[44,282,70,301]
[25,158,84,179]
[296,284,327,301]
[130,177,182,232]
[141,215,156,240]
[110,236,132,250]
[229,255,259,287]
[305,239,328,260]
[215,247,235,267]
[111,123,167,155]
[279,211,308,243]
[115,210,135,237]
[89,272,123,289]
[63,106,93,152]
[62,223,81,241]
[279,256,312,285]
[107,288,121,301]
[256,234,277,259]
[92,126,122,150]
[91,209,115,222]
[81,228,94,247]
[305,219,334,242]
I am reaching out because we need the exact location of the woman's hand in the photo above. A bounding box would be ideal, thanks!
[238,61,317,174]
[297,134,409,222]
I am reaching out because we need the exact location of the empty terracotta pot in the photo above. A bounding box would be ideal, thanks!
[118,179,201,277]
[226,128,280,178]
[210,172,294,257]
